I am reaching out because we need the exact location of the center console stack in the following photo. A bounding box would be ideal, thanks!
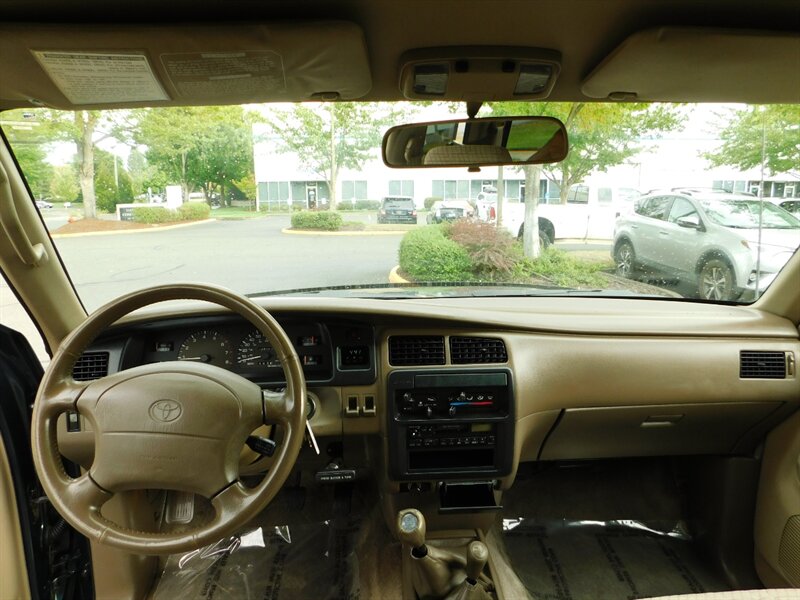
[387,369,514,486]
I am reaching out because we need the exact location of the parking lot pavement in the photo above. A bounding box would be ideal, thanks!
[52,217,405,310]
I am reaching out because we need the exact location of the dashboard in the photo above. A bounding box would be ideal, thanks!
[93,315,377,386]
[64,297,800,493]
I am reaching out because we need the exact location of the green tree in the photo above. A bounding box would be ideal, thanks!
[488,102,684,257]
[94,149,133,212]
[704,105,800,177]
[491,102,683,204]
[262,103,400,207]
[49,165,79,202]
[134,106,254,205]
[127,148,166,198]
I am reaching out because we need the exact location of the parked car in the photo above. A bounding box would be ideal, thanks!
[613,191,800,300]
[779,199,800,218]
[500,184,641,242]
[35,199,53,209]
[377,196,417,224]
[426,200,474,224]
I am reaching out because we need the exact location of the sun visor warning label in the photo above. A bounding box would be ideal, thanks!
[32,51,170,105]
[160,52,286,100]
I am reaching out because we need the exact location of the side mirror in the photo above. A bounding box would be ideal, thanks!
[382,116,568,169]
[676,215,704,231]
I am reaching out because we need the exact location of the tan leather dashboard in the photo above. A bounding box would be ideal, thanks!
[57,296,800,479]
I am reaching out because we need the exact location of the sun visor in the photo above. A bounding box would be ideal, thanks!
[582,28,800,103]
[0,22,372,109]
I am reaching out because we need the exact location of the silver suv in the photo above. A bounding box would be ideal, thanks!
[613,190,800,301]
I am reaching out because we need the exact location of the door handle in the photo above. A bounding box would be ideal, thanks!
[659,231,669,236]
[631,224,639,229]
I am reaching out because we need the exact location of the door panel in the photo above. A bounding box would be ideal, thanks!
[0,434,31,600]
[656,197,706,276]
[635,196,674,267]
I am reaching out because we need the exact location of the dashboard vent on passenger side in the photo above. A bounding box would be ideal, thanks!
[740,351,786,379]
[72,351,109,381]
[450,337,508,364]
[389,336,445,366]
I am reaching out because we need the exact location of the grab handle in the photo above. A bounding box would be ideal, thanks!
[0,160,48,267]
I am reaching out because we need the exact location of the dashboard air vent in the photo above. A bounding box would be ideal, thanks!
[740,351,786,379]
[73,351,109,381]
[450,337,508,364]
[389,336,445,366]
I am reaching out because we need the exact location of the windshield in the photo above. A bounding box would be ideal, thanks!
[2,102,798,308]
[699,199,800,229]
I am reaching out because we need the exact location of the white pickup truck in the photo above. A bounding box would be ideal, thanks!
[483,185,641,243]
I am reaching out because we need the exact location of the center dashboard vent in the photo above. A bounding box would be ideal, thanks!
[389,336,445,366]
[740,351,787,379]
[450,336,508,364]
[72,351,109,381]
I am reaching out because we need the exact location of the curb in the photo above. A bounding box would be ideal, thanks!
[281,227,408,237]
[51,219,216,239]
[389,266,410,284]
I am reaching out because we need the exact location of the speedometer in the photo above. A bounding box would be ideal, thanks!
[177,329,233,366]
[237,331,279,367]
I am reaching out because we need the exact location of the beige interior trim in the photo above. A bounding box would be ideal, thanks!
[0,141,85,351]
[115,295,800,339]
[0,434,31,600]
[582,27,800,102]
[0,21,372,109]
[755,249,800,326]
[754,409,800,588]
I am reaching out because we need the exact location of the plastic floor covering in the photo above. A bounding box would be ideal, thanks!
[152,520,362,600]
[502,518,733,600]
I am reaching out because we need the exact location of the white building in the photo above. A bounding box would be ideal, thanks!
[252,106,798,210]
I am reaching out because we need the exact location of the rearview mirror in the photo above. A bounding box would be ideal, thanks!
[382,116,568,169]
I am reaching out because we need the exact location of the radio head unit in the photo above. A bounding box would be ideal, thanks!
[387,369,514,480]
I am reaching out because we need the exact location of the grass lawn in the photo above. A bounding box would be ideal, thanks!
[212,207,277,219]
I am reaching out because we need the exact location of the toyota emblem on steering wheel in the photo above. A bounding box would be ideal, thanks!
[149,399,182,422]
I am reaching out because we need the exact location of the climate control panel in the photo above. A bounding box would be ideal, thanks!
[387,369,514,480]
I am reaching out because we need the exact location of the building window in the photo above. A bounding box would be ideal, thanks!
[444,180,457,199]
[389,180,414,197]
[598,187,613,204]
[457,180,470,199]
[341,180,368,200]
[504,180,520,200]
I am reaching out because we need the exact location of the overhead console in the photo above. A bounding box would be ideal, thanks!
[386,369,514,481]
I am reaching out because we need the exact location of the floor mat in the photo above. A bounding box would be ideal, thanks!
[502,519,732,600]
[152,520,361,600]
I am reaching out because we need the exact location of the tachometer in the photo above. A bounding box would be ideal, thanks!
[177,330,233,366]
[237,331,279,367]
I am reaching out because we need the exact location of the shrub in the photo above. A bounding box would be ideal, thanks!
[340,221,367,231]
[447,219,520,278]
[520,248,608,287]
[132,207,174,224]
[399,226,473,282]
[178,203,211,221]
[291,211,344,231]
[337,200,381,211]
[424,197,442,210]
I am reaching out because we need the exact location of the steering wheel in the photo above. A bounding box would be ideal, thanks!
[31,284,307,554]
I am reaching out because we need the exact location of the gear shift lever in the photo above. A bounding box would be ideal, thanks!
[465,541,489,584]
[397,509,428,557]
[396,510,494,599]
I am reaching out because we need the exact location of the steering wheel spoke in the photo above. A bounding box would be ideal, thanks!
[64,473,113,526]
[210,480,256,527]
[262,389,296,425]
[40,379,88,419]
